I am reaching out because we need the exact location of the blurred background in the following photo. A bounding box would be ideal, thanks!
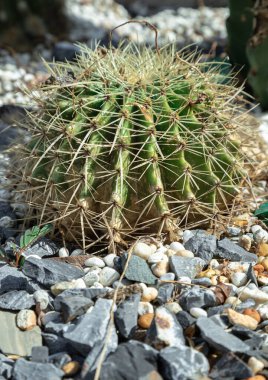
[0,0,267,142]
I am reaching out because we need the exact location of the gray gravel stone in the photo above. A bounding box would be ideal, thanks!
[12,359,64,380]
[184,233,217,263]
[0,266,29,294]
[22,257,84,287]
[176,311,196,329]
[91,340,160,380]
[60,296,94,322]
[64,298,114,355]
[156,283,174,305]
[115,294,140,339]
[179,287,216,311]
[0,354,14,379]
[146,306,185,349]
[196,317,250,353]
[42,333,71,355]
[210,352,253,379]
[216,238,257,262]
[0,290,35,310]
[122,254,157,285]
[31,346,49,363]
[169,256,206,279]
[159,346,209,380]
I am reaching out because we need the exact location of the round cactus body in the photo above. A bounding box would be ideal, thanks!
[16,44,248,250]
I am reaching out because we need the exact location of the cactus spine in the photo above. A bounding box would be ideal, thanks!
[14,43,248,251]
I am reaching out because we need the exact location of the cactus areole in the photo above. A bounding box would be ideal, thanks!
[15,33,249,251]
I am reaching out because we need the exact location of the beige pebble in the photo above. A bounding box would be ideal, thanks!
[16,310,37,331]
[210,276,218,285]
[218,275,229,283]
[262,258,268,271]
[51,281,81,296]
[164,302,182,314]
[142,287,158,302]
[228,308,258,330]
[248,357,264,375]
[151,261,169,277]
[149,244,157,254]
[138,301,154,316]
[175,250,194,258]
[133,242,152,260]
[239,235,252,251]
[165,249,176,257]
[225,296,241,306]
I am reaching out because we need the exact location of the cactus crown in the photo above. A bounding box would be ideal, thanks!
[15,43,249,251]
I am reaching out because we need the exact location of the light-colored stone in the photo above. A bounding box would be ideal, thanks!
[169,242,185,252]
[62,361,80,376]
[262,258,268,270]
[231,272,248,287]
[71,248,84,256]
[243,309,261,323]
[33,290,49,310]
[257,305,268,320]
[228,308,258,330]
[83,271,100,287]
[209,259,220,269]
[238,287,268,304]
[190,307,207,318]
[142,287,158,302]
[227,262,250,272]
[71,278,86,288]
[251,225,262,234]
[225,296,241,306]
[103,253,117,268]
[138,301,154,316]
[51,278,86,296]
[257,275,268,286]
[165,249,176,257]
[155,246,168,255]
[16,310,37,331]
[133,242,152,260]
[164,302,182,314]
[218,276,229,283]
[92,282,104,288]
[151,261,169,277]
[99,267,120,286]
[58,247,69,258]
[84,257,105,268]
[239,235,252,251]
[177,276,191,284]
[257,243,268,257]
[149,244,157,254]
[248,357,264,375]
[148,251,168,264]
[175,250,194,258]
[254,229,268,244]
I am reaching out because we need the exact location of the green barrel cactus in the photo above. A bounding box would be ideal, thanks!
[14,43,249,251]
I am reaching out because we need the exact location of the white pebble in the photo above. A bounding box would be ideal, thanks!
[71,278,86,288]
[133,242,152,260]
[164,302,182,314]
[84,257,105,268]
[248,356,264,375]
[155,246,168,255]
[238,287,268,304]
[33,290,49,310]
[148,251,168,264]
[16,310,36,331]
[225,296,241,306]
[210,259,220,269]
[254,229,268,243]
[231,272,248,287]
[83,271,100,287]
[175,250,194,258]
[99,267,120,286]
[138,301,154,316]
[103,253,116,267]
[257,305,268,320]
[190,307,207,318]
[251,225,262,234]
[177,276,191,284]
[71,249,84,256]
[91,282,103,289]
[183,230,194,243]
[169,242,185,252]
[58,247,69,258]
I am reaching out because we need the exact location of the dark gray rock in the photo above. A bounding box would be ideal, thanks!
[209,314,229,329]
[64,298,115,356]
[0,354,14,379]
[22,257,84,287]
[12,359,64,380]
[196,317,250,353]
[184,233,217,263]
[231,325,260,340]
[159,346,209,380]
[0,290,35,310]
[23,237,58,258]
[0,266,29,295]
[81,325,118,379]
[42,333,71,355]
[176,311,196,329]
[216,238,257,262]
[115,294,140,339]
[44,321,73,336]
[191,277,212,287]
[207,304,232,317]
[179,287,216,311]
[53,287,109,311]
[60,296,94,322]
[169,256,206,279]
[247,263,258,287]
[90,340,160,380]
[0,201,16,220]
[122,254,157,285]
[156,283,174,305]
[31,346,49,363]
[52,42,81,62]
[210,352,253,379]
[146,306,185,349]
